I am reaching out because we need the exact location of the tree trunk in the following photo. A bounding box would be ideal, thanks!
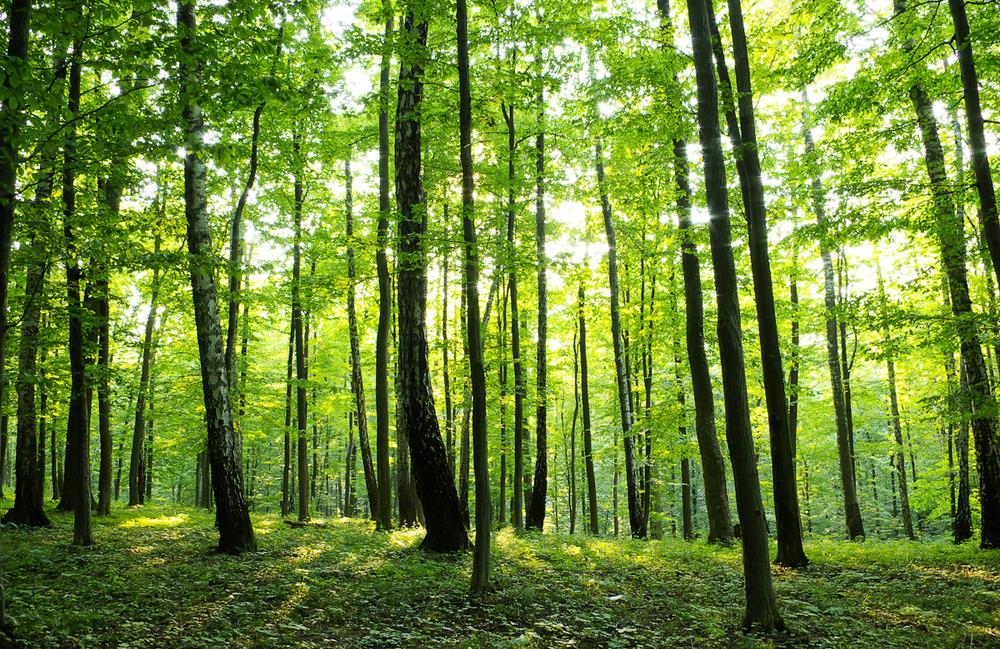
[3,236,48,526]
[501,101,527,532]
[948,0,1000,292]
[375,5,395,529]
[656,0,733,543]
[282,317,293,517]
[178,0,255,553]
[875,257,915,540]
[802,107,865,540]
[129,238,160,506]
[686,0,782,628]
[704,0,805,565]
[95,184,116,515]
[341,157,379,524]
[955,362,973,542]
[456,0,491,588]
[595,138,644,539]
[498,280,509,526]
[394,7,467,552]
[526,86,548,532]
[292,135,311,523]
[577,286,600,535]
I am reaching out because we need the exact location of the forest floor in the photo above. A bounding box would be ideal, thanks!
[0,505,998,648]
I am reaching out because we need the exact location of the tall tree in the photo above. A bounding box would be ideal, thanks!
[686,0,782,628]
[345,157,380,524]
[595,136,644,538]
[177,0,255,553]
[456,0,490,589]
[129,236,161,506]
[709,0,806,566]
[526,83,548,531]
[292,133,310,524]
[578,286,599,535]
[375,3,395,529]
[394,2,468,551]
[802,107,865,540]
[657,0,733,544]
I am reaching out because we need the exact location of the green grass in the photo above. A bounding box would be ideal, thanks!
[1,505,998,647]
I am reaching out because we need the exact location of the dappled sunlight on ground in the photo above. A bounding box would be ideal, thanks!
[2,505,998,648]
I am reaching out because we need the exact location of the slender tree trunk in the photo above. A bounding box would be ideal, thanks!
[178,0,255,553]
[292,135,310,523]
[657,0,733,543]
[130,238,160,506]
[395,7,467,552]
[595,139,644,539]
[3,237,48,526]
[802,108,865,540]
[498,280,509,526]
[838,252,858,487]
[501,102,526,532]
[282,319,293,517]
[569,328,579,535]
[375,5,395,529]
[577,286,600,535]
[95,206,114,515]
[526,86,548,532]
[955,362,973,542]
[341,158,379,525]
[686,0,782,628]
[456,0,491,587]
[706,0,805,564]
[875,257,915,539]
[59,28,94,545]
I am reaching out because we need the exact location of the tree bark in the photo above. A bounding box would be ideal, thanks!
[686,0,782,628]
[178,0,255,553]
[394,6,468,552]
[129,238,160,506]
[526,87,548,532]
[948,0,1000,292]
[345,157,380,523]
[657,0,733,544]
[876,256,915,540]
[456,0,491,588]
[802,108,865,540]
[501,101,527,532]
[375,5,395,529]
[576,286,600,535]
[595,138,644,538]
[292,134,311,523]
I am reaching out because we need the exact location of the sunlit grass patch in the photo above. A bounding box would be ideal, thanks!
[119,513,191,529]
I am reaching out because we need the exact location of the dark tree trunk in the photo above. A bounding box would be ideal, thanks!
[657,0,733,543]
[802,109,865,540]
[686,0,782,628]
[292,137,310,523]
[394,7,467,552]
[130,239,160,506]
[501,101,526,532]
[442,236,455,473]
[955,362,973,542]
[875,258,915,540]
[578,286,600,535]
[344,158,380,523]
[705,0,805,565]
[178,0,255,553]
[3,236,49,526]
[498,280,509,526]
[456,0,491,588]
[526,88,548,532]
[595,138,644,539]
[94,189,115,515]
[281,317,293,516]
[375,6,394,529]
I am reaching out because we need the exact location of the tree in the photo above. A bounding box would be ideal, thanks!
[394,2,468,552]
[129,237,161,506]
[685,0,782,628]
[657,0,733,544]
[177,0,255,554]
